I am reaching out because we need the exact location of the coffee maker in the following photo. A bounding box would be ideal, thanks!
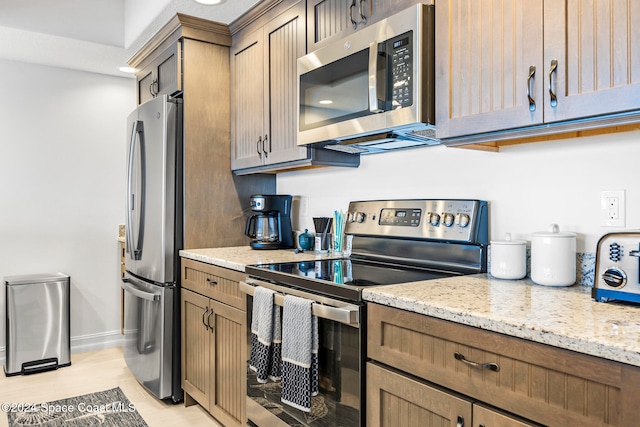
[245,195,294,250]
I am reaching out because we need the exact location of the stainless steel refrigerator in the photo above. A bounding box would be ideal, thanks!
[123,94,183,402]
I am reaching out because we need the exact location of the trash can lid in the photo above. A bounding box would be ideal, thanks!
[4,273,70,285]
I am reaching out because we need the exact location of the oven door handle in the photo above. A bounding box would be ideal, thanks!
[240,280,360,327]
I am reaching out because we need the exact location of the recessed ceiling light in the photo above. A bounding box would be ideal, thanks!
[319,99,333,105]
[119,66,136,74]
[193,0,225,4]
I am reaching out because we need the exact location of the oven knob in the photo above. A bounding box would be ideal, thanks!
[602,268,627,288]
[429,213,440,226]
[443,213,455,227]
[459,214,471,228]
[355,212,366,223]
[347,212,356,223]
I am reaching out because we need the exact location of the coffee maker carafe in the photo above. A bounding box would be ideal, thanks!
[245,195,294,250]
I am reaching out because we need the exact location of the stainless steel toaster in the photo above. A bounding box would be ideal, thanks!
[593,232,640,303]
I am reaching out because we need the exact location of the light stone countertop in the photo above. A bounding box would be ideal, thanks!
[362,274,640,367]
[177,247,640,368]
[179,246,340,272]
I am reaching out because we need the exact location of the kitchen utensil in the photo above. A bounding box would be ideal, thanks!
[531,224,576,286]
[490,233,527,279]
[313,217,333,252]
[298,229,314,250]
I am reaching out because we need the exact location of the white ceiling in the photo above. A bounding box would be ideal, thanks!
[0,0,261,78]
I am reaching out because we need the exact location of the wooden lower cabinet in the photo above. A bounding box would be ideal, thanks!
[181,259,247,427]
[367,303,640,427]
[367,361,472,427]
[367,362,537,427]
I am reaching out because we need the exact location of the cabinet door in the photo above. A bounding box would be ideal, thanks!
[154,41,181,98]
[435,0,544,139]
[231,28,266,171]
[209,300,247,427]
[307,0,357,52]
[181,289,211,411]
[137,65,155,105]
[473,404,541,427]
[543,0,640,123]
[263,1,309,165]
[367,362,472,427]
[135,42,181,106]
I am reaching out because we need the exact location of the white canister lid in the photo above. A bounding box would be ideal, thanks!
[532,224,576,238]
[490,232,527,245]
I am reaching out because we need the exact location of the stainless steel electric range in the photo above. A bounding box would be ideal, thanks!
[240,199,489,427]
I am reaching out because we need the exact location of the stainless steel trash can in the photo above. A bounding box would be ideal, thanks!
[4,273,71,376]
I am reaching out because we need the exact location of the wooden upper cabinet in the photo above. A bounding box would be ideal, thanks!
[231,29,265,170]
[543,0,640,123]
[436,0,640,140]
[231,1,308,172]
[135,41,181,106]
[307,0,422,52]
[435,0,544,139]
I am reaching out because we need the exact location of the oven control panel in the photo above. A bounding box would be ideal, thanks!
[345,199,488,244]
[593,232,640,303]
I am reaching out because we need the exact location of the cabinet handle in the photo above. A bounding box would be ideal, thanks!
[207,309,214,333]
[256,136,262,159]
[202,307,209,331]
[150,78,159,97]
[206,277,218,286]
[454,351,500,372]
[359,0,367,26]
[263,134,269,158]
[457,416,464,427]
[548,59,558,108]
[527,65,536,112]
[349,0,358,29]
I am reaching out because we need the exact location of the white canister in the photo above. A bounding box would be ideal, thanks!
[490,233,527,279]
[531,224,576,286]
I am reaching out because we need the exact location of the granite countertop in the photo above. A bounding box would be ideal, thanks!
[178,247,640,368]
[180,246,339,272]
[363,274,640,367]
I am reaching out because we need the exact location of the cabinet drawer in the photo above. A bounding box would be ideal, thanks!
[181,258,247,310]
[367,361,471,427]
[367,303,640,427]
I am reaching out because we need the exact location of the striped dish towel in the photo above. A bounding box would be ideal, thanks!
[281,294,319,412]
[249,286,282,382]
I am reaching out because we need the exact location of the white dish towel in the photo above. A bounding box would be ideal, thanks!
[281,294,319,412]
[249,286,282,383]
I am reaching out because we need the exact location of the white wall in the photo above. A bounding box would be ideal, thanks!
[277,130,640,253]
[0,59,135,357]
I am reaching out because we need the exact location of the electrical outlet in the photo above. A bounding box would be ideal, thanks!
[601,190,625,227]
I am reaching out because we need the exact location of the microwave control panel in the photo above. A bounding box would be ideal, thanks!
[388,31,413,109]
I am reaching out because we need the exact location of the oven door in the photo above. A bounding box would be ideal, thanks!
[240,279,365,427]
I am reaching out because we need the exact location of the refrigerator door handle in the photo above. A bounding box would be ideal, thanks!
[126,120,146,260]
[122,278,160,302]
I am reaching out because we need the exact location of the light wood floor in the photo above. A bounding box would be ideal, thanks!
[0,347,221,427]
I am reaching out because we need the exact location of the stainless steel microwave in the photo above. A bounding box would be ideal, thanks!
[297,4,436,154]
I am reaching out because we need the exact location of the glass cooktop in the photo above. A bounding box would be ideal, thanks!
[245,258,460,302]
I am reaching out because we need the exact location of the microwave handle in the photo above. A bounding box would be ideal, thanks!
[368,41,383,113]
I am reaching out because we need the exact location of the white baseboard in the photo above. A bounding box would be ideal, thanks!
[0,330,124,366]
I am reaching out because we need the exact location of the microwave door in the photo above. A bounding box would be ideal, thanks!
[297,44,386,145]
